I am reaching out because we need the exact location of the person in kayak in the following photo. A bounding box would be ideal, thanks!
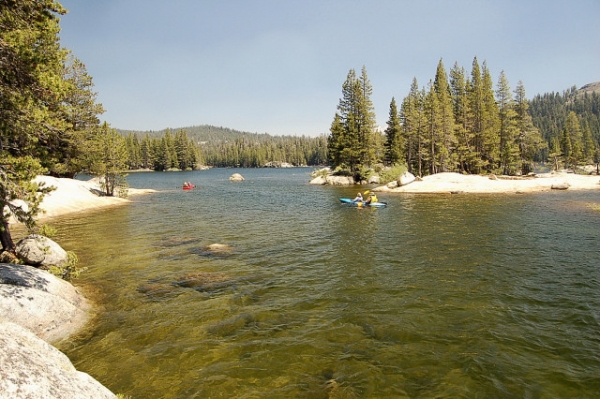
[352,193,363,202]
[365,193,378,204]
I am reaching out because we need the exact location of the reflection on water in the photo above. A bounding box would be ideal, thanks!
[47,169,600,398]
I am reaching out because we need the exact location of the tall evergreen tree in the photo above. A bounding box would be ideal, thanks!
[87,122,128,197]
[0,0,68,254]
[514,81,545,174]
[54,55,105,177]
[329,66,378,173]
[450,62,472,173]
[433,59,456,172]
[424,80,442,174]
[480,61,500,172]
[384,97,403,165]
[466,57,485,173]
[496,71,519,175]
[562,111,583,168]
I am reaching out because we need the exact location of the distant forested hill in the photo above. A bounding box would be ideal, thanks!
[118,125,271,145]
[118,125,329,169]
[529,82,600,160]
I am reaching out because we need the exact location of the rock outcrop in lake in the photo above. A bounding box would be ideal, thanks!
[229,173,245,181]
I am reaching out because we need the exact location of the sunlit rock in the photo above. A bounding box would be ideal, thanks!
[397,171,416,186]
[229,173,245,181]
[15,234,68,267]
[0,263,89,343]
[0,321,116,399]
[551,181,570,190]
[309,176,327,185]
[326,176,355,185]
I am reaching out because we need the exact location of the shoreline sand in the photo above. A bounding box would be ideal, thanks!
[34,175,155,220]
[377,172,600,194]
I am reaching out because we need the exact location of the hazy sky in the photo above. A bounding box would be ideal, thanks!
[58,0,599,136]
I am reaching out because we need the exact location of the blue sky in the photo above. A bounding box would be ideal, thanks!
[58,0,599,136]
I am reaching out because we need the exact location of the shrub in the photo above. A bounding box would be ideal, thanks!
[379,164,408,184]
[48,251,87,281]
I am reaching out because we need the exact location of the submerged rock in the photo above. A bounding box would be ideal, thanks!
[174,272,233,292]
[137,282,181,300]
[205,243,233,254]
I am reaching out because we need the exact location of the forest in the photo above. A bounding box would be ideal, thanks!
[328,61,600,179]
[119,126,329,170]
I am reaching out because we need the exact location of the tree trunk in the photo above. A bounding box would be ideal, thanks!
[0,220,16,254]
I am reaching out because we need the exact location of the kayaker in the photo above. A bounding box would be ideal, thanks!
[365,193,378,204]
[352,193,363,202]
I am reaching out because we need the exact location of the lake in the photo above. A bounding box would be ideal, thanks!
[50,168,600,398]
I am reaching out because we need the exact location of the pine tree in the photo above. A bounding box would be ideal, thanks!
[480,61,500,172]
[0,0,68,253]
[328,66,378,173]
[581,122,596,165]
[548,136,562,171]
[433,59,456,172]
[496,71,520,175]
[466,57,485,173]
[514,81,545,174]
[357,66,379,165]
[54,55,105,177]
[87,122,129,197]
[424,80,441,174]
[450,62,472,173]
[400,78,427,176]
[384,97,403,165]
[563,111,583,169]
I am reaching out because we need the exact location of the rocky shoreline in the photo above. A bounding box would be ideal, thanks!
[0,176,156,399]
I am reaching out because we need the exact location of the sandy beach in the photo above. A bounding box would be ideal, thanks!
[376,171,600,194]
[33,175,155,220]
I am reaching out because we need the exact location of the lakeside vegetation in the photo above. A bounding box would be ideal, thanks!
[327,62,599,181]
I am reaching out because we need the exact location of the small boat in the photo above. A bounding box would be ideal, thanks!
[182,184,195,190]
[339,198,387,207]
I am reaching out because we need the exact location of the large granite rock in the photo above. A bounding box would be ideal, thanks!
[0,263,89,343]
[15,234,68,267]
[325,175,355,185]
[0,321,116,399]
[229,173,245,181]
[398,171,416,186]
[309,175,327,185]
